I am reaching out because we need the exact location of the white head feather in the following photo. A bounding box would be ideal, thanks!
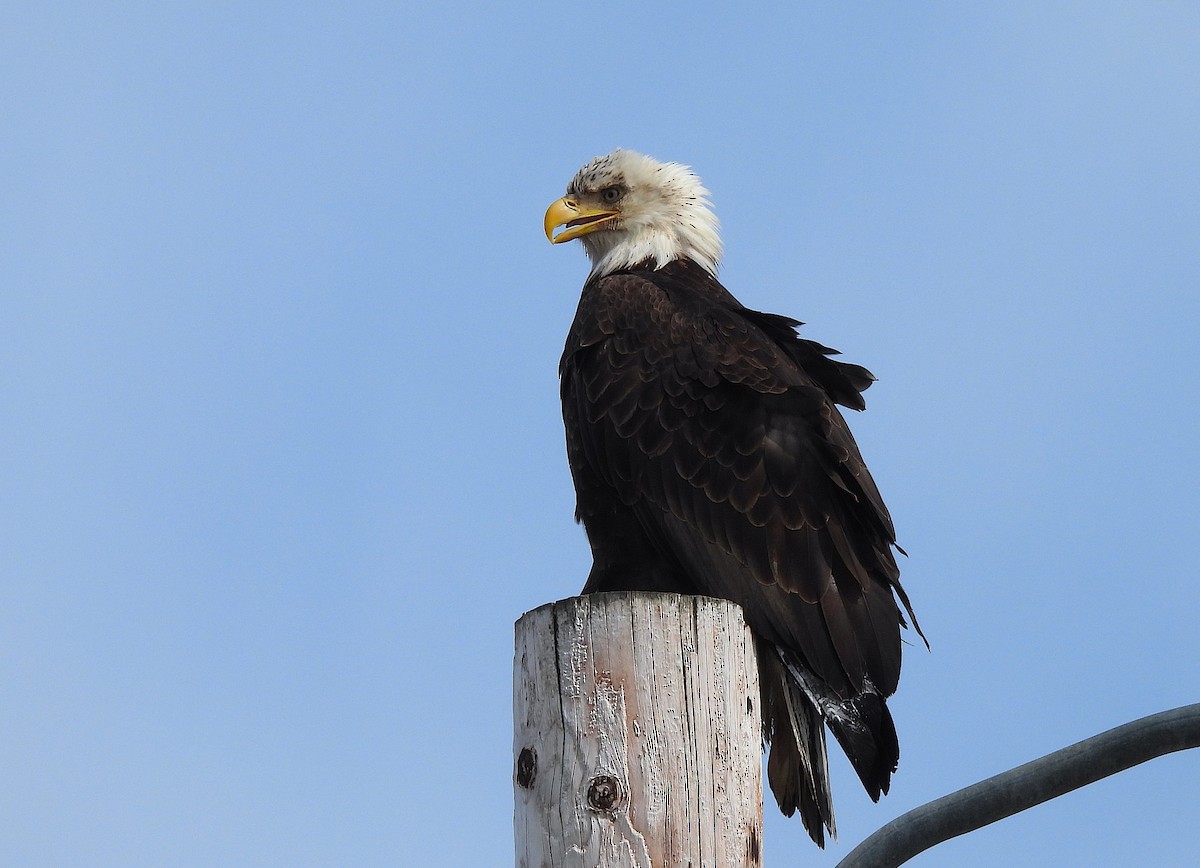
[563,149,723,279]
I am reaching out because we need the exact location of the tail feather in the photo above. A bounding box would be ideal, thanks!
[779,647,900,801]
[824,692,898,801]
[760,642,901,845]
[758,640,836,846]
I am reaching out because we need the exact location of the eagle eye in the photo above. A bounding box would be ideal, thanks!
[601,186,622,204]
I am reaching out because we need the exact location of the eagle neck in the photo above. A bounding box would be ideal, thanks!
[588,258,740,310]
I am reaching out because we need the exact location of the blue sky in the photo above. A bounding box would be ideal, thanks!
[3,3,1198,865]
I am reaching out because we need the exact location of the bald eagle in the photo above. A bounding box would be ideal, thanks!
[545,149,924,846]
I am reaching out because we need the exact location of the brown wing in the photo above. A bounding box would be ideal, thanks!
[562,267,920,706]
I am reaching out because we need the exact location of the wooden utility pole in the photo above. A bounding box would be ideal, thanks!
[513,592,763,868]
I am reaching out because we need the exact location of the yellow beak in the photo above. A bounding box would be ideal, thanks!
[544,197,620,244]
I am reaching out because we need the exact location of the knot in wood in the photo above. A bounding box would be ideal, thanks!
[586,774,622,813]
[516,747,536,789]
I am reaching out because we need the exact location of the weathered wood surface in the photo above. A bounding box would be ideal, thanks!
[513,592,763,868]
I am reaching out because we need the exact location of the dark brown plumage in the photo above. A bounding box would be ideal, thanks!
[547,150,923,846]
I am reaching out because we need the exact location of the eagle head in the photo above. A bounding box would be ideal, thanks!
[545,149,722,278]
